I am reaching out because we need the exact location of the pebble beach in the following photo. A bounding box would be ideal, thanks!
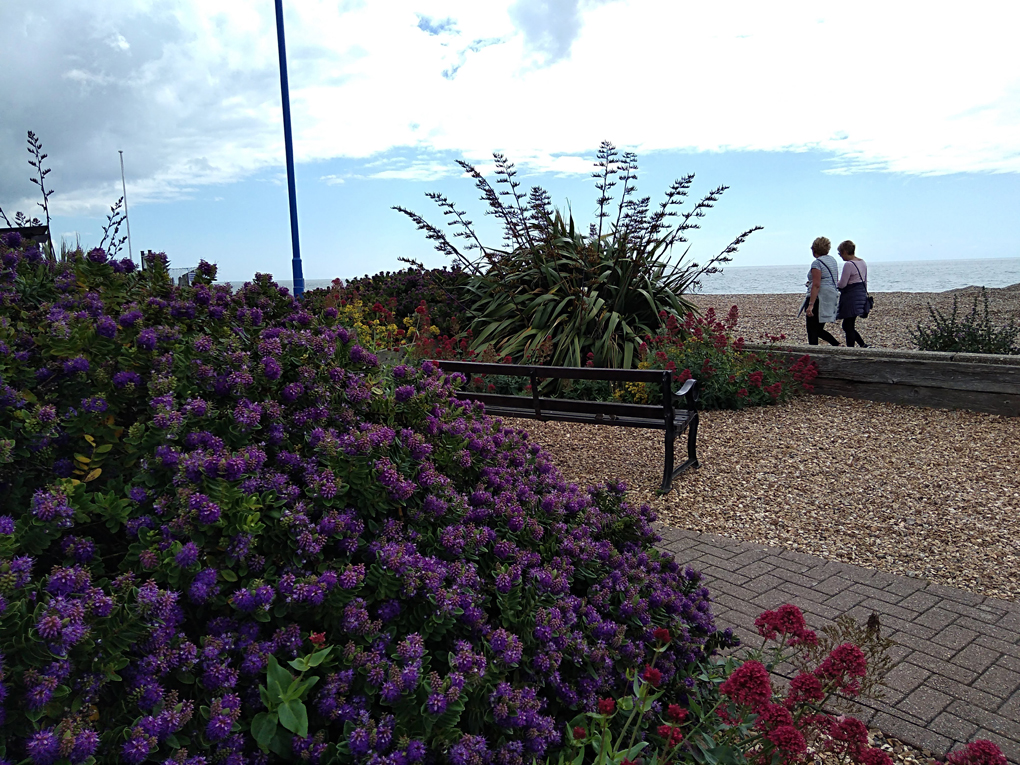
[688,283,1020,350]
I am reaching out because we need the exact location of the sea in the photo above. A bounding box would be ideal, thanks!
[249,257,1020,296]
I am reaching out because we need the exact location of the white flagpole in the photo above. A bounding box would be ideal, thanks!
[119,150,134,264]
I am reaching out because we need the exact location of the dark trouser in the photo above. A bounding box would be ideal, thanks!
[805,298,839,346]
[843,316,867,347]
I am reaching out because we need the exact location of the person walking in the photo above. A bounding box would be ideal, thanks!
[836,239,870,348]
[799,236,840,346]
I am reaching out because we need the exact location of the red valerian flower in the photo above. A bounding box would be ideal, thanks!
[652,627,671,644]
[754,604,818,647]
[785,671,825,708]
[719,660,772,710]
[826,716,869,758]
[597,698,616,716]
[753,702,793,732]
[666,704,687,724]
[572,727,586,740]
[946,740,1009,765]
[309,631,326,646]
[766,725,807,758]
[815,643,868,696]
[858,748,895,765]
[656,725,683,746]
[641,665,663,687]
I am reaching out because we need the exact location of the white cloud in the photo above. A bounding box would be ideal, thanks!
[108,32,130,50]
[2,0,1019,217]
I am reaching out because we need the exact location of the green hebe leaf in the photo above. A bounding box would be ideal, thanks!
[277,699,308,738]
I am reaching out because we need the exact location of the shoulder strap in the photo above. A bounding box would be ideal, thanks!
[821,258,837,284]
[852,261,869,292]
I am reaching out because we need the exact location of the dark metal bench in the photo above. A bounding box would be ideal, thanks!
[431,360,700,493]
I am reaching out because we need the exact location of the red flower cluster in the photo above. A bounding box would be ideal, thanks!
[946,740,1009,765]
[825,716,895,765]
[309,631,326,646]
[597,697,616,716]
[572,726,586,740]
[815,643,868,696]
[754,604,818,646]
[789,354,820,392]
[719,660,772,710]
[766,725,807,758]
[656,724,684,746]
[641,665,663,688]
[784,671,824,708]
[666,704,687,724]
[754,702,793,732]
[652,627,671,644]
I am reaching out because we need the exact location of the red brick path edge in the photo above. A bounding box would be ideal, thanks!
[655,525,1020,764]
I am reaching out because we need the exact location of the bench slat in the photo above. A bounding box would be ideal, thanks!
[433,360,668,384]
[481,407,695,431]
[456,391,667,420]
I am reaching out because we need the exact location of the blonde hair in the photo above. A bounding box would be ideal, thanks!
[838,240,856,257]
[811,237,831,257]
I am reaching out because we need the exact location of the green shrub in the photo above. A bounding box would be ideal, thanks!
[406,303,818,412]
[632,308,819,410]
[301,267,470,339]
[394,143,761,371]
[911,288,1019,354]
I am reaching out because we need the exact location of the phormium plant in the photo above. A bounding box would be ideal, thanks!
[394,142,762,370]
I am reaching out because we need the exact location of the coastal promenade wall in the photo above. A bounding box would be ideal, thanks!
[747,344,1020,417]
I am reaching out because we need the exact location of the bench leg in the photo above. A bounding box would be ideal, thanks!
[686,413,699,468]
[659,414,700,494]
[660,421,676,494]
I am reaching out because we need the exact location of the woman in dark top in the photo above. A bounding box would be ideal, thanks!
[836,240,869,348]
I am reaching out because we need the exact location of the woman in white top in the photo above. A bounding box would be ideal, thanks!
[800,237,840,346]
[835,239,869,348]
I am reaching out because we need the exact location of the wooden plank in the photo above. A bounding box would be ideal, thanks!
[745,343,1020,368]
[763,350,1020,395]
[482,407,670,430]
[453,391,665,420]
[811,378,1020,417]
[811,356,1020,394]
[431,359,668,384]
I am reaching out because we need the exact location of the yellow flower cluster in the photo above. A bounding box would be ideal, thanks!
[336,300,402,352]
[613,361,652,404]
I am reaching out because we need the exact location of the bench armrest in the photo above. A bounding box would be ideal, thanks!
[673,377,699,410]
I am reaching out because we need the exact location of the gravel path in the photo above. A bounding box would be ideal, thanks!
[688,284,1020,351]
[507,397,1020,602]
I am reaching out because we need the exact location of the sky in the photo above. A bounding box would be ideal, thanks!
[2,0,1020,284]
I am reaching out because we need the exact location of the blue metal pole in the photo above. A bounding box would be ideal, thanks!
[274,0,304,297]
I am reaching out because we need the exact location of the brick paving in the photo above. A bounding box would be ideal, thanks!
[656,526,1020,764]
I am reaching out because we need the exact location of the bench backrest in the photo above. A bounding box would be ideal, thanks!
[430,359,677,422]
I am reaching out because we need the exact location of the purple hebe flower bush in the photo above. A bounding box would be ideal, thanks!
[0,242,726,763]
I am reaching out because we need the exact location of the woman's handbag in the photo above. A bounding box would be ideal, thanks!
[852,262,874,318]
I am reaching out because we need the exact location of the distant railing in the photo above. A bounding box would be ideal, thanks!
[168,267,198,286]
